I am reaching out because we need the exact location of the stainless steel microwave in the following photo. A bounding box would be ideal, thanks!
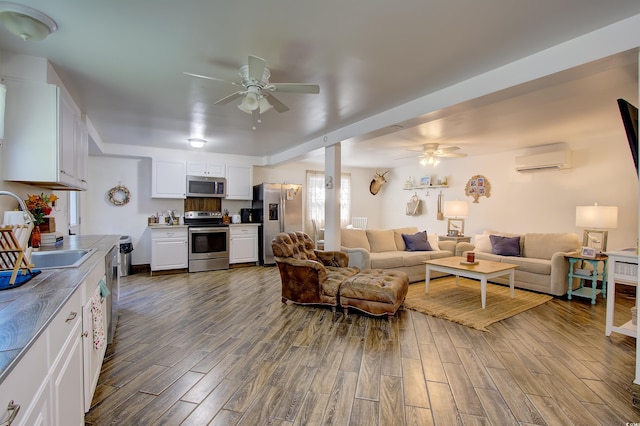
[186,175,227,198]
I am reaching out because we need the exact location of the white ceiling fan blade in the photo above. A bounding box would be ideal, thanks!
[437,152,467,158]
[266,83,320,94]
[214,91,245,105]
[264,94,290,113]
[184,72,241,87]
[248,55,267,82]
[437,146,460,152]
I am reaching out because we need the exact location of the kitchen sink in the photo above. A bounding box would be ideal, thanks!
[30,248,95,269]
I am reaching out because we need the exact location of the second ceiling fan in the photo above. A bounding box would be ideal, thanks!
[185,55,319,129]
[403,143,468,166]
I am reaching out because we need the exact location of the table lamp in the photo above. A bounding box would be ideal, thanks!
[444,200,469,236]
[575,202,618,252]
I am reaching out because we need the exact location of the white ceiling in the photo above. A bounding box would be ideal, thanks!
[0,1,638,168]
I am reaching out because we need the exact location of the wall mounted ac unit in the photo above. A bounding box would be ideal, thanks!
[514,149,572,172]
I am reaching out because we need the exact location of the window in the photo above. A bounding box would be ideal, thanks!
[306,170,351,233]
[68,191,80,235]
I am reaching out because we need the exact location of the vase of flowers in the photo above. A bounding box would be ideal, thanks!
[25,193,58,247]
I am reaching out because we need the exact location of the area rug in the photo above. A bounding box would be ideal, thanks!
[404,277,552,331]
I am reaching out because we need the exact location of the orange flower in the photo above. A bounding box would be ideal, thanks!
[24,193,57,224]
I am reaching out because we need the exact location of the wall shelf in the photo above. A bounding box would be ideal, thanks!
[403,185,448,190]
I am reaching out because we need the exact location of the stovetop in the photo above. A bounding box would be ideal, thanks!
[184,211,226,226]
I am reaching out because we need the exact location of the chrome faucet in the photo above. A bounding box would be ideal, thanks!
[0,191,36,224]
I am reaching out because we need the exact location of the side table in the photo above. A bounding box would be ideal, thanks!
[566,254,608,305]
[438,235,471,243]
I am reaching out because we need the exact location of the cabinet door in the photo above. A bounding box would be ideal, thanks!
[226,165,253,200]
[152,159,186,198]
[187,161,225,177]
[151,238,188,270]
[59,93,77,187]
[75,116,89,190]
[230,234,258,263]
[52,326,83,425]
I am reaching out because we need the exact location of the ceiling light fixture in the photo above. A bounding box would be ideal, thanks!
[188,138,206,149]
[420,154,440,166]
[0,2,58,41]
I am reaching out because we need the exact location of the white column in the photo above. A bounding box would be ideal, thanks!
[324,143,341,251]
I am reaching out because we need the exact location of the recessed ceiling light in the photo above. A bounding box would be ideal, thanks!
[0,2,58,41]
[188,138,206,149]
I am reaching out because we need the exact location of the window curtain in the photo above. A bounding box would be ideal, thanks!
[305,170,351,235]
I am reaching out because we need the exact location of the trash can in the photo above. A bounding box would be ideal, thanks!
[119,235,133,277]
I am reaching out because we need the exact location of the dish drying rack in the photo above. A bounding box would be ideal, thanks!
[0,223,34,285]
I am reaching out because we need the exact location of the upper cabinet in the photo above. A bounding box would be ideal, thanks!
[187,161,225,177]
[2,78,89,190]
[152,159,186,198]
[226,165,253,200]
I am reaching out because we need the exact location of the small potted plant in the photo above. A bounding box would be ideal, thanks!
[25,193,58,247]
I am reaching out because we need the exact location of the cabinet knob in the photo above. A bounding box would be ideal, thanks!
[65,311,78,323]
[3,400,20,425]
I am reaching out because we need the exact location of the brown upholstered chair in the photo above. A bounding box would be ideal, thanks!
[271,231,360,311]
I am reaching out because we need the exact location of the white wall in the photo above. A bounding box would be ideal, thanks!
[380,134,639,250]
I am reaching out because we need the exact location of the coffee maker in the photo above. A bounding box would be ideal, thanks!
[240,208,261,223]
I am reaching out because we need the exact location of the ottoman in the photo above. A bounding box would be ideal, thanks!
[339,269,409,318]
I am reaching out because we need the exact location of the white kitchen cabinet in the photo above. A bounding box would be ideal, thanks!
[230,225,259,264]
[81,262,107,413]
[50,289,84,424]
[0,284,84,425]
[2,77,88,190]
[187,161,226,177]
[152,159,186,198]
[151,227,189,272]
[226,164,253,200]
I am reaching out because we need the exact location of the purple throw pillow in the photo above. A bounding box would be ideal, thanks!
[489,235,521,256]
[402,231,433,251]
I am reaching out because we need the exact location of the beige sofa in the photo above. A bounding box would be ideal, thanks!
[458,231,581,296]
[340,227,457,282]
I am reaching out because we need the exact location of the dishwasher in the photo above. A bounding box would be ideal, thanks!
[105,245,119,344]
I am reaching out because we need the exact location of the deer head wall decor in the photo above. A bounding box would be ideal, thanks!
[369,170,389,195]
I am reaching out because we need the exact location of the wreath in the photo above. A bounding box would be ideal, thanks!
[107,185,131,206]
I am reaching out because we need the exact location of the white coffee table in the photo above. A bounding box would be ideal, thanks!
[424,257,518,309]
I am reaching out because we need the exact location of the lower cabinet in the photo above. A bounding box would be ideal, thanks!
[230,225,258,264]
[151,227,188,272]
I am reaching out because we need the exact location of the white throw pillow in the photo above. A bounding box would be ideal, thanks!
[474,234,492,253]
[427,233,440,251]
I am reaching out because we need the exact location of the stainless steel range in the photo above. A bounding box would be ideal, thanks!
[184,211,230,272]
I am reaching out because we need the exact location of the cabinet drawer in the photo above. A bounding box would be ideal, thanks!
[151,229,188,239]
[230,226,258,236]
[49,289,82,364]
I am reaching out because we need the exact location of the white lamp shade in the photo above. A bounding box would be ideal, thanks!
[443,200,469,218]
[575,204,618,229]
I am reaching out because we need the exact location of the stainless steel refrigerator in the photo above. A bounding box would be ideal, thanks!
[253,183,303,265]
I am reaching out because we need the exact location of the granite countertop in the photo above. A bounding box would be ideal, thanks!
[0,234,120,383]
[148,224,188,228]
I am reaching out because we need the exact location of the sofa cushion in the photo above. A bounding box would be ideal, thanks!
[523,233,581,260]
[341,228,370,251]
[427,234,440,251]
[369,252,404,269]
[474,234,492,253]
[367,229,397,252]
[500,256,551,275]
[490,235,521,256]
[393,227,419,251]
[402,231,432,251]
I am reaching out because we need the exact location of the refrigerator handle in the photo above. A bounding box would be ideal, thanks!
[280,189,286,232]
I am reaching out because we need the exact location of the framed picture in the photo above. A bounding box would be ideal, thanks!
[580,246,597,259]
[420,176,431,186]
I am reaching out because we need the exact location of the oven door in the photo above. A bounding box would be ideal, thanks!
[188,227,230,272]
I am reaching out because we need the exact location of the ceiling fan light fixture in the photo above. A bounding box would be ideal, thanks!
[258,97,273,114]
[188,138,206,149]
[0,2,58,41]
[238,87,260,114]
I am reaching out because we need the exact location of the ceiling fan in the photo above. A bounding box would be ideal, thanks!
[400,143,468,166]
[185,55,319,129]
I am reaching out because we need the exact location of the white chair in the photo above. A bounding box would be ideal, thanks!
[351,217,368,230]
[311,219,325,249]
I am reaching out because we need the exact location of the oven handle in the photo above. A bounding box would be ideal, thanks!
[188,227,229,233]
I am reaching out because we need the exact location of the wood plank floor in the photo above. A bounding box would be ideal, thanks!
[85,266,640,425]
